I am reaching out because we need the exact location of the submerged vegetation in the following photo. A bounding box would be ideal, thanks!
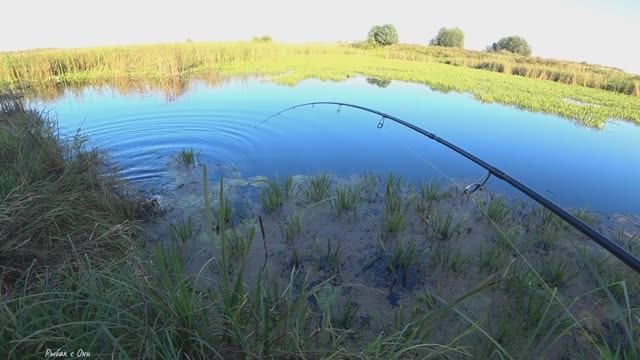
[2,84,640,358]
[1,42,639,127]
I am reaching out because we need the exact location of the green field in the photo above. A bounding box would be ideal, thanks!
[2,42,640,127]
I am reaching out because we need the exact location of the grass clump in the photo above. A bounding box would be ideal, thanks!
[331,184,362,218]
[168,215,195,243]
[419,179,443,205]
[382,174,408,237]
[260,176,293,213]
[227,222,256,261]
[431,210,466,241]
[479,196,510,224]
[175,147,197,166]
[390,239,419,272]
[301,172,331,204]
[430,244,471,273]
[359,172,379,201]
[282,212,302,243]
[539,255,578,288]
[319,238,343,274]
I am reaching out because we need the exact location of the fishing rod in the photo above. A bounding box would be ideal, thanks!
[262,101,640,273]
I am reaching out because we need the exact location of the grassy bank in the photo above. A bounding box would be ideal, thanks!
[2,42,640,127]
[1,101,639,358]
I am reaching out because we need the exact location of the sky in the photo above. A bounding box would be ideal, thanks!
[1,0,638,73]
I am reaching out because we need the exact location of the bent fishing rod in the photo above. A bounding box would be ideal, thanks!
[262,101,640,273]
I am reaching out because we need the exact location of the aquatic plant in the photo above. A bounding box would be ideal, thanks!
[289,247,304,269]
[260,176,293,213]
[539,255,578,288]
[214,195,233,226]
[481,196,510,224]
[573,209,600,227]
[282,213,302,243]
[382,174,408,236]
[478,241,510,271]
[419,179,443,205]
[319,238,343,274]
[168,216,195,243]
[430,244,471,273]
[332,184,362,218]
[359,172,378,201]
[390,239,419,271]
[335,298,360,330]
[227,223,256,261]
[301,172,331,204]
[175,147,197,166]
[431,210,466,241]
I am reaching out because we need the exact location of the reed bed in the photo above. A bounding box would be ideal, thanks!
[2,42,640,127]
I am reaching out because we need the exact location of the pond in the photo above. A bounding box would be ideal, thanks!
[35,76,639,216]
[25,76,640,356]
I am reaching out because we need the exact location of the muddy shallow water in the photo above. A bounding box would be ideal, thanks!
[141,158,640,356]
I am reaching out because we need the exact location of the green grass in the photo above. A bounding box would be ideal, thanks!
[419,179,444,204]
[319,238,343,275]
[431,210,466,241]
[430,244,471,273]
[175,147,196,166]
[390,239,419,272]
[331,184,362,218]
[301,172,331,204]
[2,42,639,127]
[227,222,256,261]
[168,215,195,243]
[281,212,302,243]
[260,176,293,213]
[0,99,140,279]
[381,173,408,237]
[479,196,510,224]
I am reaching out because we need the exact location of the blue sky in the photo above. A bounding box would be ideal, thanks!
[1,0,638,73]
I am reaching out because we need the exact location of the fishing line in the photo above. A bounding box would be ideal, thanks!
[260,101,640,273]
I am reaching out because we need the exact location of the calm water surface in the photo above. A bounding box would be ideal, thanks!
[35,77,640,215]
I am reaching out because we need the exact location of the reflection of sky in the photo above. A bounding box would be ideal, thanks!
[40,77,639,214]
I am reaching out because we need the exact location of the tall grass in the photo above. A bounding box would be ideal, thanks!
[1,42,639,127]
[0,99,140,281]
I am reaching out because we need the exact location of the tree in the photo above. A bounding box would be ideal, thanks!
[368,24,399,46]
[489,36,532,56]
[431,27,464,48]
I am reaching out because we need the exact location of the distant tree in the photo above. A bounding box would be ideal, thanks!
[367,24,399,46]
[431,27,464,48]
[252,35,272,42]
[489,36,531,56]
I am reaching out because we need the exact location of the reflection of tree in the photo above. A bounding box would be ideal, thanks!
[366,77,391,88]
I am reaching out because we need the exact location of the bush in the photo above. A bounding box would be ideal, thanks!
[431,27,464,48]
[367,24,399,46]
[489,36,532,56]
[252,35,272,42]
